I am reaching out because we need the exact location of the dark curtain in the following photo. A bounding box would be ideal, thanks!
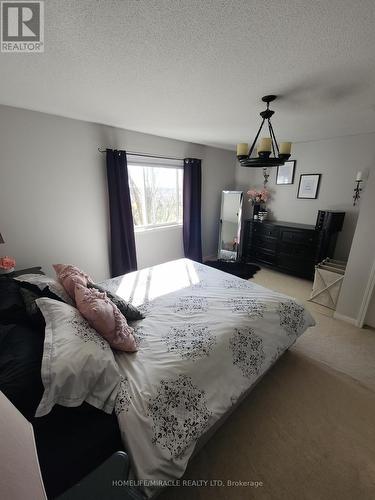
[106,149,137,277]
[183,158,202,262]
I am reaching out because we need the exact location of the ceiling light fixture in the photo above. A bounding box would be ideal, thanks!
[237,95,292,168]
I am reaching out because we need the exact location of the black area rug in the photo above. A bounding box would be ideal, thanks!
[204,260,260,279]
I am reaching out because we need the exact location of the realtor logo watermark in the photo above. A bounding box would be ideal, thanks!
[1,1,44,52]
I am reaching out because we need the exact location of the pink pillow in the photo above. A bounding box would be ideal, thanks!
[53,264,93,299]
[74,284,137,352]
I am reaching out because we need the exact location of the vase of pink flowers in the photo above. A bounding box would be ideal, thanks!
[0,256,16,274]
[247,189,269,219]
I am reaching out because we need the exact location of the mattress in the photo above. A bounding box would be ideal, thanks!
[99,258,315,496]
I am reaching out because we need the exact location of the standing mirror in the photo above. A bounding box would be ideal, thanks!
[218,191,243,261]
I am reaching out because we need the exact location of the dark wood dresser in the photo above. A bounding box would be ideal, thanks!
[242,220,318,279]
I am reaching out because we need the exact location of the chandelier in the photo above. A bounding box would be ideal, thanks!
[237,95,292,168]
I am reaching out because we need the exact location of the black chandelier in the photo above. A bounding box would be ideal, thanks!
[237,95,292,168]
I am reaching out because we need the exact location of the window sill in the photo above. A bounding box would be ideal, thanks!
[134,224,183,234]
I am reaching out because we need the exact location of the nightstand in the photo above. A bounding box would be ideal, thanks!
[10,267,43,277]
[0,267,43,280]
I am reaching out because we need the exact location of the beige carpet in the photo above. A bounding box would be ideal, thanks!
[254,268,375,392]
[159,269,375,500]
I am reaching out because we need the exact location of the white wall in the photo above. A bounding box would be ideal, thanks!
[0,105,234,281]
[365,289,375,329]
[235,133,375,260]
[134,225,184,269]
[336,167,375,323]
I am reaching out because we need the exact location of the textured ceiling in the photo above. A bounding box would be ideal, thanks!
[1,0,375,150]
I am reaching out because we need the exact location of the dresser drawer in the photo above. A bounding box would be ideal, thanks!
[280,229,315,246]
[252,223,279,239]
[253,248,277,265]
[253,235,278,252]
[277,253,314,277]
[279,242,314,258]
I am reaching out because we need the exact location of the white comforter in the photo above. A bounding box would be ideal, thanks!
[100,259,315,496]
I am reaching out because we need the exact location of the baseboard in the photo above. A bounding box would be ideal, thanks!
[203,255,216,262]
[333,312,359,326]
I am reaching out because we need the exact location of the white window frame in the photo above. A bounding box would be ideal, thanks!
[127,154,184,232]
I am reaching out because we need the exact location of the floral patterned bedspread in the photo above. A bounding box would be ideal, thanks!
[99,258,315,496]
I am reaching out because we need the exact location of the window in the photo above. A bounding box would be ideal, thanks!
[127,155,183,229]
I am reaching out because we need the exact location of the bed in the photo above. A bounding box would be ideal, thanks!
[99,258,315,497]
[0,259,315,498]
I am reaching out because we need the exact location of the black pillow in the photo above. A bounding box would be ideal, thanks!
[0,322,44,419]
[0,277,28,324]
[16,279,63,302]
[18,284,63,329]
[19,287,46,329]
[88,283,145,321]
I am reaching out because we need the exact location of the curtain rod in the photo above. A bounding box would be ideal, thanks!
[98,147,184,161]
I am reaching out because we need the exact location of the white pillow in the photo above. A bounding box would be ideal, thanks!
[14,273,73,305]
[35,298,121,417]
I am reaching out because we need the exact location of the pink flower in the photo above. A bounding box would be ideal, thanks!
[260,189,269,202]
[0,256,16,270]
[247,188,270,204]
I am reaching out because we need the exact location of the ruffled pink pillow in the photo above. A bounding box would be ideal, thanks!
[74,284,137,352]
[53,264,93,299]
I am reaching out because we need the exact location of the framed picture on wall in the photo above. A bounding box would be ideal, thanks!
[276,160,296,185]
[297,174,321,199]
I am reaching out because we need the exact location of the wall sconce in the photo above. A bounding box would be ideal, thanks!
[263,167,270,187]
[353,171,363,206]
